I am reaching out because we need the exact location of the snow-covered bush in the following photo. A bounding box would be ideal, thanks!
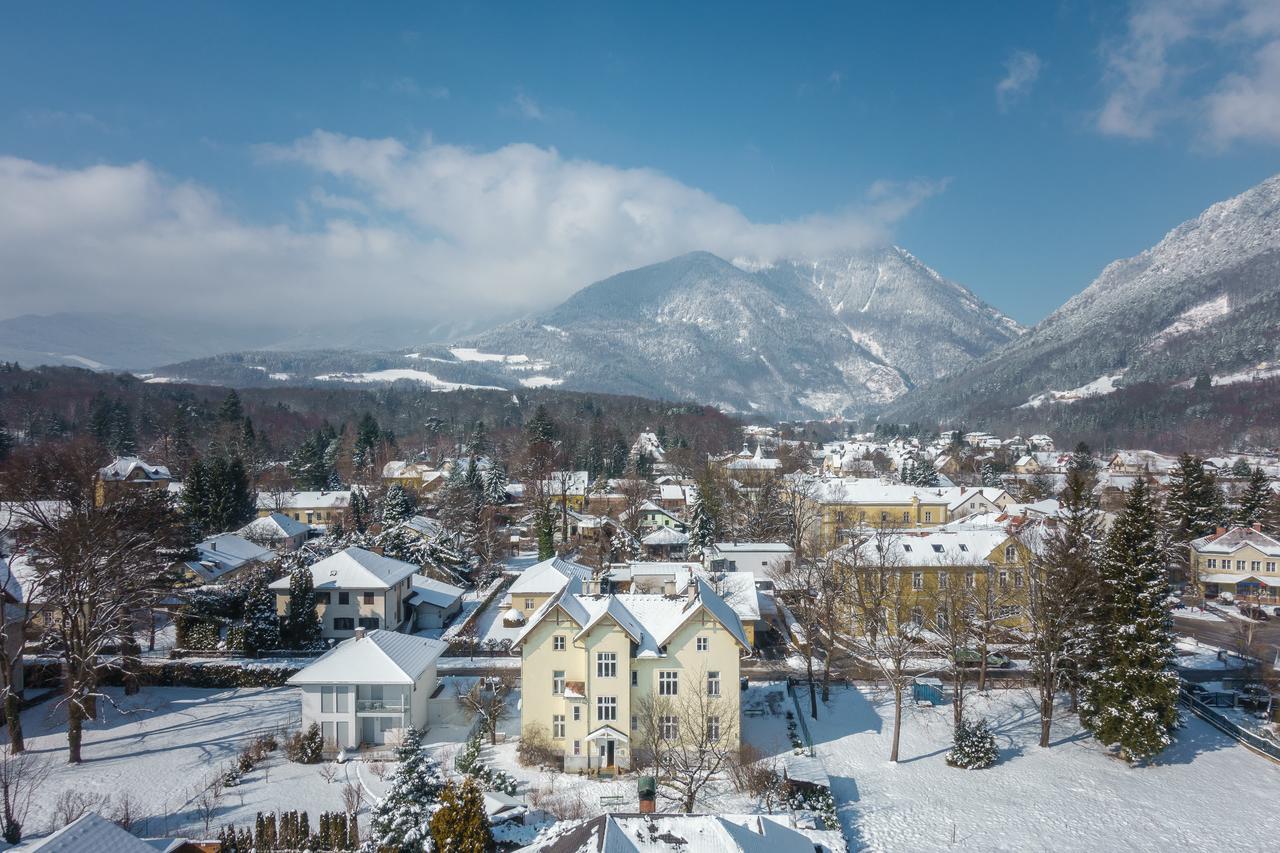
[455,733,518,795]
[787,786,837,828]
[946,718,998,769]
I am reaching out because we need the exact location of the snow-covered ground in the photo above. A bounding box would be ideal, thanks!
[1021,371,1126,408]
[809,684,1280,852]
[313,368,503,390]
[18,687,374,843]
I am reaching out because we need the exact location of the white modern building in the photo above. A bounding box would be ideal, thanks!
[288,628,448,750]
[704,542,794,581]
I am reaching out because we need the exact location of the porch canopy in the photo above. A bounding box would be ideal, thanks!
[585,724,629,742]
[1202,573,1280,587]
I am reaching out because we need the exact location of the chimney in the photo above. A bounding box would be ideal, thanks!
[1253,522,1263,532]
[686,580,699,603]
[354,627,366,640]
[662,579,677,596]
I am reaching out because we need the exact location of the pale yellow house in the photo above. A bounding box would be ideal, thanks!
[381,461,447,496]
[832,528,1032,632]
[256,490,351,528]
[810,478,950,540]
[270,547,417,640]
[94,457,172,507]
[1190,525,1280,604]
[505,555,593,619]
[514,576,748,772]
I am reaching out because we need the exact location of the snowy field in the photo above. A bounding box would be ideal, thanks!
[808,684,1280,852]
[17,687,371,844]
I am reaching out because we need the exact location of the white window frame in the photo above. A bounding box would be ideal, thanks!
[552,670,565,695]
[596,696,617,722]
[553,635,566,651]
[597,652,617,678]
[696,636,708,652]
[659,671,679,696]
[552,714,565,739]
[706,671,720,697]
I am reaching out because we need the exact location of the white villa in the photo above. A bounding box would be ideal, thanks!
[704,542,794,581]
[288,628,448,751]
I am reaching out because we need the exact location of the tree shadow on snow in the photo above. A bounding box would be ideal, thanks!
[807,685,882,747]
[1152,713,1242,766]
[827,775,867,852]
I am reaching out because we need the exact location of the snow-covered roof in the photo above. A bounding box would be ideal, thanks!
[1191,526,1280,556]
[658,484,688,501]
[810,478,949,505]
[508,555,592,595]
[934,487,1006,512]
[641,527,689,546]
[409,574,464,609]
[520,813,816,853]
[710,542,793,554]
[268,546,418,591]
[31,812,184,853]
[838,529,1015,568]
[289,629,447,685]
[97,457,171,482]
[516,577,748,655]
[401,514,446,539]
[184,533,276,582]
[239,512,309,540]
[256,490,352,510]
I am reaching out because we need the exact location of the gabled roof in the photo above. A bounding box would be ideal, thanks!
[516,577,749,656]
[809,477,949,505]
[520,813,816,853]
[641,527,689,546]
[289,629,447,685]
[268,546,418,591]
[184,533,276,582]
[409,574,465,608]
[710,542,793,554]
[508,555,592,596]
[1191,526,1280,556]
[240,511,310,540]
[31,812,183,853]
[97,457,170,482]
[256,490,352,510]
[837,529,1017,568]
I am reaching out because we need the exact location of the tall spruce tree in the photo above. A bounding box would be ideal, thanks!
[241,570,280,656]
[687,497,716,556]
[367,727,445,853]
[283,565,323,649]
[382,484,416,525]
[1236,467,1272,529]
[482,465,509,506]
[1078,479,1179,762]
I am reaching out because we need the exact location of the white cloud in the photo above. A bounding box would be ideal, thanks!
[1098,0,1280,145]
[995,51,1041,112]
[512,92,545,121]
[0,135,943,329]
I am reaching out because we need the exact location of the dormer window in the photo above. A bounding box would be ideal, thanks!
[958,544,969,552]
[902,544,913,552]
[932,544,944,553]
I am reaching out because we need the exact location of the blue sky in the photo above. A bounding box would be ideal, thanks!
[2,1,1279,329]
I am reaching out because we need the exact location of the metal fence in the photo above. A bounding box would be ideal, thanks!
[1180,690,1280,764]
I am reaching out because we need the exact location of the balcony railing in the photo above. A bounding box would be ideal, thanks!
[356,699,408,713]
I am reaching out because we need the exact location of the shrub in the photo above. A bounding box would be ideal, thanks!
[787,786,838,828]
[516,723,558,767]
[946,718,998,770]
[285,723,324,764]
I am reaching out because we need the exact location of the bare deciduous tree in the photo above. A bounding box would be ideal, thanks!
[0,742,49,843]
[4,443,191,763]
[456,673,514,745]
[633,669,739,812]
[842,524,922,762]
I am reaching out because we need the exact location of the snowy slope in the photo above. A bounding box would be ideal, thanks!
[454,249,1022,419]
[888,172,1280,423]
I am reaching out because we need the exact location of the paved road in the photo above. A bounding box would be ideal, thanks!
[1175,612,1280,666]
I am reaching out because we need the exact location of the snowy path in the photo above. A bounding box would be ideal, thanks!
[807,685,1280,852]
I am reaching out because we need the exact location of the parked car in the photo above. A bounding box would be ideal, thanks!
[1237,684,1273,710]
[1238,604,1271,621]
[1181,681,1208,696]
[1272,606,1280,618]
[956,649,1013,669]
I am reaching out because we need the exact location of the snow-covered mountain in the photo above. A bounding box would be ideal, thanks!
[886,173,1280,423]
[451,248,1023,418]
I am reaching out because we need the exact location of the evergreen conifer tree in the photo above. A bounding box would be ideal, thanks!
[382,484,416,525]
[1236,467,1271,529]
[687,497,716,556]
[241,570,280,655]
[1078,479,1179,762]
[429,778,492,853]
[284,566,323,649]
[980,461,1001,488]
[367,727,444,852]
[482,465,509,506]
